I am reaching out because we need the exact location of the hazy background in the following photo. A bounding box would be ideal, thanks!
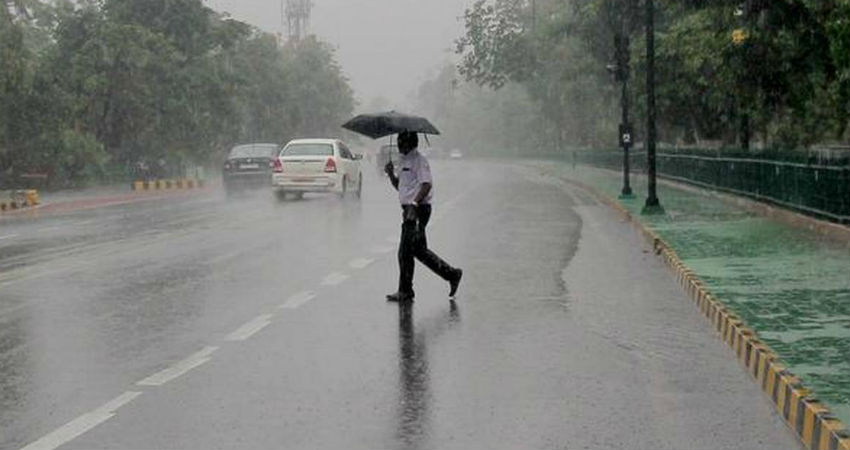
[205,0,470,109]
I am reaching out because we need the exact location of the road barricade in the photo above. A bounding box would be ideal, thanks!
[0,189,40,212]
[131,178,205,192]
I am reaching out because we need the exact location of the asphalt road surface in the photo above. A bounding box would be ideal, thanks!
[1,161,800,450]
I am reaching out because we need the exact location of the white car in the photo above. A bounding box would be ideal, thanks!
[272,139,363,199]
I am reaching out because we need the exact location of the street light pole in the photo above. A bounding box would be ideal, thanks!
[642,0,664,214]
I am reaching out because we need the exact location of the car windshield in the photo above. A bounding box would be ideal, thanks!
[282,143,334,156]
[229,145,277,158]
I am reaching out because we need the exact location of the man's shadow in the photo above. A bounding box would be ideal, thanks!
[394,301,459,450]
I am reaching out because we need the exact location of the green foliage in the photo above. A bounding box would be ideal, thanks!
[452,0,850,153]
[0,0,354,188]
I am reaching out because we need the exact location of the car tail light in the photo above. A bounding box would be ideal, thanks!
[272,158,283,173]
[324,158,337,173]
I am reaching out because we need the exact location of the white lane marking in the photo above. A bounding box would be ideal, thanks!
[279,291,316,310]
[321,272,349,286]
[20,391,142,450]
[207,249,245,265]
[370,244,395,254]
[224,314,274,341]
[136,346,218,386]
[0,234,18,240]
[348,257,374,269]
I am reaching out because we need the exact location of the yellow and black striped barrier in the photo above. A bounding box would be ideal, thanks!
[0,189,40,212]
[131,178,205,191]
[561,176,850,450]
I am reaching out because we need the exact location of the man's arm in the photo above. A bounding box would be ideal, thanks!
[414,182,431,205]
[385,162,399,190]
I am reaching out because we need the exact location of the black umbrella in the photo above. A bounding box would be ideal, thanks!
[342,111,440,139]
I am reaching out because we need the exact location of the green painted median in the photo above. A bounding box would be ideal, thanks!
[543,162,850,425]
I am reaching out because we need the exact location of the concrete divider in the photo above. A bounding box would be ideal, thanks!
[131,178,205,191]
[561,175,850,450]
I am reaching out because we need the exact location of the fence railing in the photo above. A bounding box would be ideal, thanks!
[574,149,850,225]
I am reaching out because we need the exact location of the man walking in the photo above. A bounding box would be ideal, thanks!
[385,131,462,303]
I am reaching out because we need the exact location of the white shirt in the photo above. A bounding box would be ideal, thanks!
[397,149,433,205]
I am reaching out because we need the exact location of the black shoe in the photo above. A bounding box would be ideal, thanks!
[386,291,414,303]
[448,268,463,298]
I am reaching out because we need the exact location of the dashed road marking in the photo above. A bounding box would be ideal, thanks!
[348,257,374,269]
[136,346,218,386]
[20,391,142,450]
[279,291,316,310]
[321,272,349,286]
[225,314,274,341]
[207,249,246,265]
[0,234,18,240]
[370,245,395,254]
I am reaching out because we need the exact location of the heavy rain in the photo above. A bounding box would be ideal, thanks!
[1,1,848,449]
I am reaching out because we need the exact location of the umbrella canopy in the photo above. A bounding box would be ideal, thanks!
[342,111,440,139]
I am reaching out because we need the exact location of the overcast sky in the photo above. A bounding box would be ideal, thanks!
[205,0,470,109]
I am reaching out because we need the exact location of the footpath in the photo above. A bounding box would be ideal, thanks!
[534,161,850,447]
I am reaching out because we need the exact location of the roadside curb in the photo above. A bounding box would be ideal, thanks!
[560,175,850,450]
[3,188,211,218]
[131,178,205,191]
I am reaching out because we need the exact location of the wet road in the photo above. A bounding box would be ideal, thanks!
[1,161,799,450]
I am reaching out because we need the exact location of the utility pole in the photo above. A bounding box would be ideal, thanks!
[615,34,634,199]
[642,0,664,214]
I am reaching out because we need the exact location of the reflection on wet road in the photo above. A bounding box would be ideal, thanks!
[1,161,800,450]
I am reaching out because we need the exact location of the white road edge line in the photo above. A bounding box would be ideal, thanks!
[136,346,218,386]
[224,314,274,341]
[348,257,374,270]
[279,291,316,310]
[321,272,349,286]
[0,234,18,240]
[19,391,142,450]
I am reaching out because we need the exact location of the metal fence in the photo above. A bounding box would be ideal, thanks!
[575,149,850,224]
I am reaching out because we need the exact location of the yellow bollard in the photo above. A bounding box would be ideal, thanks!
[133,181,145,191]
[24,189,40,206]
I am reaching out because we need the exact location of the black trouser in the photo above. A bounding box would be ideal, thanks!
[398,204,456,295]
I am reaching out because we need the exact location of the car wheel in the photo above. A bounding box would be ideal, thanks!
[293,192,304,200]
[275,190,287,201]
[355,175,362,199]
[338,176,347,198]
